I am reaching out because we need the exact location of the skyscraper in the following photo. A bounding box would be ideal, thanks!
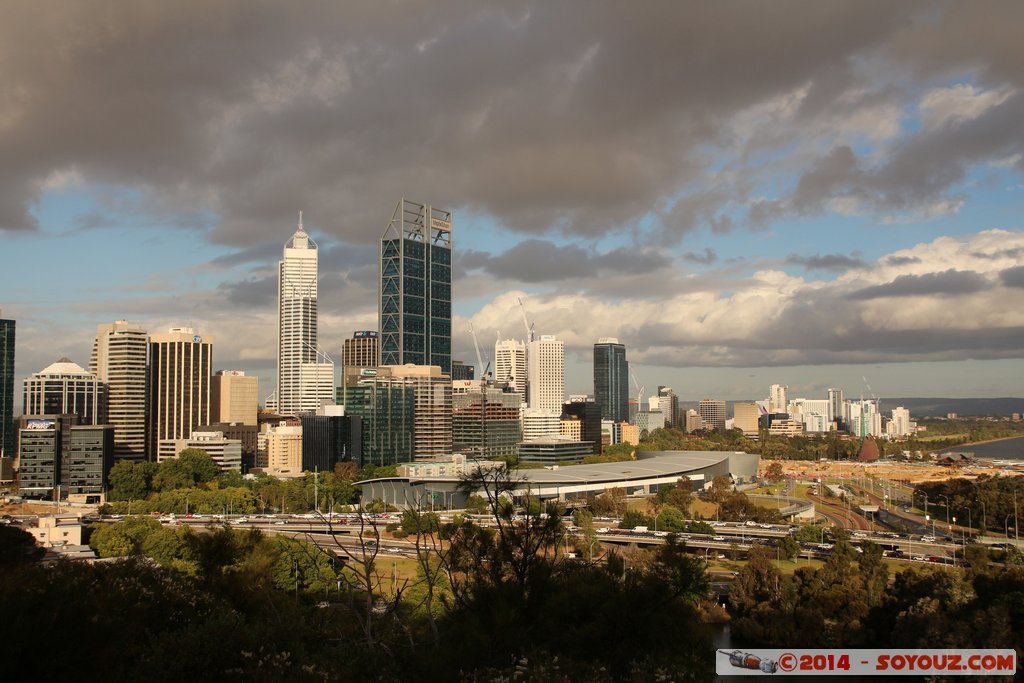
[379,199,453,374]
[278,213,334,415]
[91,320,148,461]
[769,384,789,413]
[343,331,379,369]
[24,358,107,425]
[495,338,527,405]
[593,338,628,422]
[149,327,213,455]
[0,314,14,458]
[827,388,843,426]
[527,335,564,412]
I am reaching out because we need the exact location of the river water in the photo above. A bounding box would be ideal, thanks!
[938,435,1024,461]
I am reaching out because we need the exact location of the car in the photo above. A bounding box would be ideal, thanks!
[595,527,610,534]
[885,549,905,559]
[712,536,726,542]
[921,535,937,542]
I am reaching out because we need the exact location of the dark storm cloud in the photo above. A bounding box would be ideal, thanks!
[220,275,277,308]
[846,269,988,300]
[785,252,867,271]
[682,248,718,265]
[1,0,973,245]
[999,265,1024,288]
[885,255,921,266]
[460,240,670,282]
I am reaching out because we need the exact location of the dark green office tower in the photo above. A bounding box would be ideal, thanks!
[379,199,452,374]
[0,316,13,458]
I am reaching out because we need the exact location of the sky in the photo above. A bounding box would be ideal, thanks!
[1,1,1023,403]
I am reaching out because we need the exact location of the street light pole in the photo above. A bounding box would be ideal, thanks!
[939,494,950,533]
[980,500,986,536]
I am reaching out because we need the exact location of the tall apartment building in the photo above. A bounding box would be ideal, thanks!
[769,384,789,414]
[593,338,628,423]
[888,406,912,438]
[698,399,726,431]
[24,358,106,425]
[495,338,527,405]
[527,335,564,412]
[211,370,258,425]
[91,321,148,461]
[379,199,453,374]
[0,314,14,458]
[263,422,304,474]
[149,328,213,455]
[278,213,334,415]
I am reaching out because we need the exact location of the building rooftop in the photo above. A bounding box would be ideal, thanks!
[38,358,89,375]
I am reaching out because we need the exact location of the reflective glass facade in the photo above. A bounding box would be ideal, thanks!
[380,200,452,374]
[0,318,13,458]
[594,340,629,422]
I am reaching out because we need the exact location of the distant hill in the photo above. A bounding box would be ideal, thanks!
[677,397,1024,418]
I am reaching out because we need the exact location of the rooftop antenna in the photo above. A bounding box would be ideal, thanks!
[298,210,304,231]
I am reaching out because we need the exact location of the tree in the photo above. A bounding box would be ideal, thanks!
[108,459,155,501]
[152,448,219,492]
[708,474,732,504]
[90,516,163,557]
[589,486,627,517]
[0,526,44,567]
[765,461,785,482]
[778,534,800,561]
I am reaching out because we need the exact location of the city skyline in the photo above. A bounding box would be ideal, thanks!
[2,3,1023,400]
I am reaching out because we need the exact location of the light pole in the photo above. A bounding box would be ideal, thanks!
[938,494,950,534]
[980,500,986,536]
[1005,514,1013,540]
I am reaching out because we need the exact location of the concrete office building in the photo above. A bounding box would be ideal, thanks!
[527,335,564,412]
[198,422,259,472]
[698,399,726,431]
[380,199,453,374]
[593,338,628,423]
[733,402,761,436]
[157,430,242,473]
[888,406,912,438]
[450,360,474,381]
[24,358,106,426]
[788,398,831,433]
[521,407,562,441]
[65,424,115,503]
[211,370,258,425]
[278,213,334,415]
[262,422,303,474]
[149,328,213,455]
[343,331,379,370]
[341,377,415,467]
[685,409,703,433]
[18,417,64,498]
[518,435,593,465]
[495,338,527,406]
[0,314,15,458]
[636,409,666,435]
[91,321,148,461]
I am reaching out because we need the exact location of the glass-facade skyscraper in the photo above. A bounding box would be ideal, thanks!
[593,337,628,422]
[379,199,452,374]
[0,316,14,458]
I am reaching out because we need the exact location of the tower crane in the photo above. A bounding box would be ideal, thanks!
[517,297,535,343]
[631,370,645,410]
[469,322,490,381]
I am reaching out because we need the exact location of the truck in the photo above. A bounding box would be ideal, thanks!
[633,526,649,533]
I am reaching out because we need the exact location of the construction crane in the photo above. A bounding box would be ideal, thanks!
[631,370,645,410]
[862,375,881,413]
[517,297,535,343]
[469,322,487,381]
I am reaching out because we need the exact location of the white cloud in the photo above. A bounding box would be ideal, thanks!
[919,84,1015,131]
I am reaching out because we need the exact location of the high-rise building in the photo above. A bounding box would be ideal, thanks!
[24,358,107,425]
[769,384,789,414]
[656,386,679,428]
[495,338,527,405]
[521,407,562,441]
[0,314,16,458]
[343,331,379,370]
[452,384,521,460]
[342,377,415,467]
[379,199,453,374]
[278,213,334,415]
[149,328,213,455]
[593,338,628,423]
[385,364,452,461]
[698,399,726,431]
[264,421,303,474]
[450,360,474,381]
[65,425,115,503]
[18,417,64,499]
[888,406,912,438]
[527,335,564,412]
[158,430,241,472]
[827,388,843,426]
[211,370,258,425]
[684,409,703,433]
[91,321,148,461]
[301,414,363,473]
[561,400,602,454]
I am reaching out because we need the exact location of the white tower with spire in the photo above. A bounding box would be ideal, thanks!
[277,212,334,415]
